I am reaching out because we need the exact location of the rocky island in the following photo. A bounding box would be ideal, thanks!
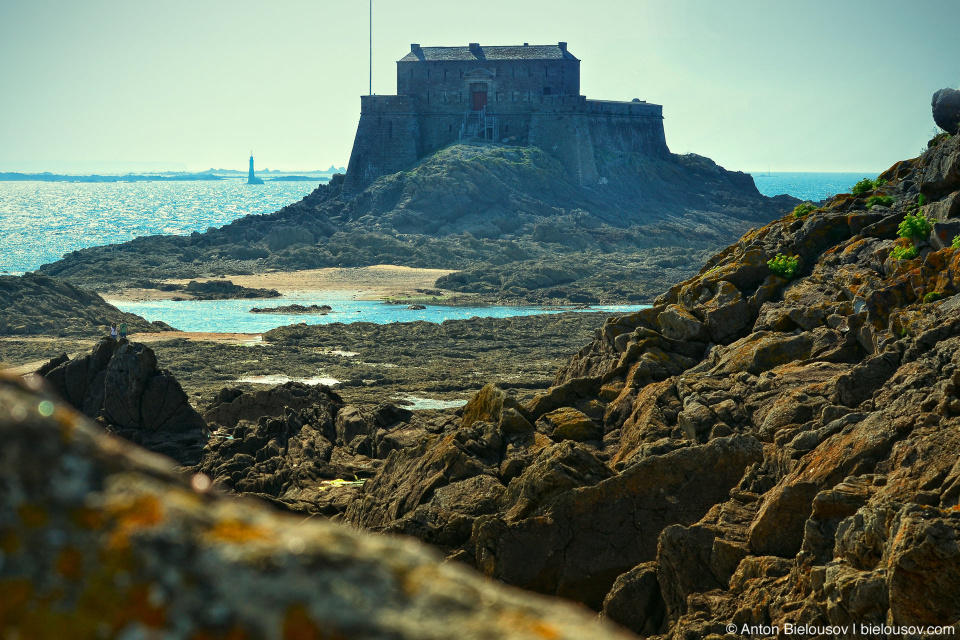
[33,42,796,306]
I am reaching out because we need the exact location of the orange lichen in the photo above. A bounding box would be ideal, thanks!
[283,604,337,640]
[0,579,34,627]
[191,627,252,640]
[207,518,269,544]
[499,611,562,639]
[0,529,20,554]
[70,506,105,530]
[114,584,167,629]
[56,546,84,581]
[107,494,164,550]
[17,503,48,528]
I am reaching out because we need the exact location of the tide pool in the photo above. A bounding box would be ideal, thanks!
[111,295,647,333]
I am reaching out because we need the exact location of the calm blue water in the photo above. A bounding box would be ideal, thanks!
[750,172,877,202]
[111,296,646,333]
[0,179,319,274]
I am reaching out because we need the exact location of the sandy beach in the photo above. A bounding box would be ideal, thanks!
[106,265,456,302]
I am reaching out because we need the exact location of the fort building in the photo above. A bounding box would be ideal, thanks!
[342,42,669,199]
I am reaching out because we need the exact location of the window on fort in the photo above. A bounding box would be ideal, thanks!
[504,124,509,133]
[449,124,452,132]
[543,87,551,96]
[387,121,393,140]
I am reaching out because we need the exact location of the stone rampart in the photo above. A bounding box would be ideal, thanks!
[342,95,421,199]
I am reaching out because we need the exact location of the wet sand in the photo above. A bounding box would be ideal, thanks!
[106,265,456,302]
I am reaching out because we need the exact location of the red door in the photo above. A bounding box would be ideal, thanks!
[472,91,488,111]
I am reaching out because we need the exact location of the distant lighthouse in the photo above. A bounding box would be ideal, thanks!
[247,152,264,185]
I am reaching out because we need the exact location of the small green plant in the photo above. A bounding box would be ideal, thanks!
[918,194,927,207]
[952,235,960,249]
[923,291,944,304]
[891,245,919,261]
[866,195,895,209]
[792,202,817,218]
[852,178,875,196]
[767,253,799,279]
[898,211,933,240]
[928,131,952,148]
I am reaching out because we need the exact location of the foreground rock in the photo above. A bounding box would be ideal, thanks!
[0,373,636,640]
[0,273,167,337]
[39,338,207,465]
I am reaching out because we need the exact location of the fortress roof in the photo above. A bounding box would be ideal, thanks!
[399,43,578,63]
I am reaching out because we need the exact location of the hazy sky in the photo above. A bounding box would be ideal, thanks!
[1,0,958,173]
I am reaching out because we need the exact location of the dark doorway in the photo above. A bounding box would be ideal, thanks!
[472,90,488,111]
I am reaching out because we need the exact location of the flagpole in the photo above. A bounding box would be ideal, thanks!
[369,0,372,95]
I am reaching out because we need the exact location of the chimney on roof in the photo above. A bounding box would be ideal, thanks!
[558,42,567,52]
[469,42,480,51]
[523,43,529,47]
[410,43,421,52]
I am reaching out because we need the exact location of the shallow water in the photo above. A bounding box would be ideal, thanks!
[0,179,318,274]
[112,294,647,333]
[751,172,875,202]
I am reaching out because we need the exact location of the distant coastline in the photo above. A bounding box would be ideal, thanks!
[0,171,330,183]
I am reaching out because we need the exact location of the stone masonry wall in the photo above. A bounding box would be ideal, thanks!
[397,58,580,109]
[342,95,421,199]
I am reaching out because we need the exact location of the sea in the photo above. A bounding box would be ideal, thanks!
[0,172,874,331]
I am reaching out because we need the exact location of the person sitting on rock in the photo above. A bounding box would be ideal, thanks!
[119,322,128,339]
[110,323,118,339]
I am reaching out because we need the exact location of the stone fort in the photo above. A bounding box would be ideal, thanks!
[342,42,669,199]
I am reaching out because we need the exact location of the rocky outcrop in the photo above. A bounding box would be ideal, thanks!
[0,373,636,640]
[39,339,206,465]
[0,273,167,337]
[197,382,425,516]
[324,131,960,635]
[933,87,960,135]
[182,278,280,300]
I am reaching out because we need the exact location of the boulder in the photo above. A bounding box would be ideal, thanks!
[462,383,534,434]
[204,381,343,428]
[933,87,960,134]
[474,435,762,609]
[40,339,206,465]
[601,561,666,636]
[536,407,601,442]
[657,304,709,341]
[266,225,315,251]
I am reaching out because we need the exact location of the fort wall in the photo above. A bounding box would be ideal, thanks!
[342,96,421,199]
[342,44,669,198]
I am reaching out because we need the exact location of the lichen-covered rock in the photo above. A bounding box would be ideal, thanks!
[0,373,637,640]
[536,407,601,442]
[462,382,534,433]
